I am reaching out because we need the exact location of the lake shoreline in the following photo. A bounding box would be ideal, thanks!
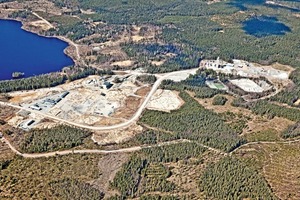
[0,16,78,67]
[0,18,75,80]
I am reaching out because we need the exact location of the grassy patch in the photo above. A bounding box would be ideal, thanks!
[245,129,281,142]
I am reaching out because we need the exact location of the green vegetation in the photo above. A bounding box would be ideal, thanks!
[122,43,201,73]
[111,142,208,199]
[133,129,179,145]
[0,67,113,93]
[245,129,281,142]
[140,195,179,200]
[199,157,277,200]
[0,154,101,199]
[0,159,11,170]
[20,125,91,153]
[49,178,104,199]
[250,100,300,121]
[219,111,248,134]
[212,95,228,105]
[281,122,300,139]
[137,74,157,84]
[46,0,300,69]
[111,155,147,198]
[8,10,36,19]
[161,69,223,98]
[142,142,206,163]
[271,69,300,107]
[140,92,244,152]
[139,163,175,195]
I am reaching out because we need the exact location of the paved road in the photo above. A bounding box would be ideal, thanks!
[0,69,197,131]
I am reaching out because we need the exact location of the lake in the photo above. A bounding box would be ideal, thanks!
[0,19,74,81]
[243,16,291,37]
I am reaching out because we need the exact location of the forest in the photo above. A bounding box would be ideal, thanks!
[111,142,207,199]
[140,92,245,152]
[212,95,228,105]
[160,69,224,98]
[0,154,101,199]
[20,125,91,153]
[271,69,300,107]
[49,178,104,199]
[44,0,300,70]
[249,100,300,121]
[281,122,300,139]
[122,42,201,73]
[199,157,277,199]
[0,67,113,93]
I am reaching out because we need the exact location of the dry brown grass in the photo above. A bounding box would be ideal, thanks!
[194,94,294,141]
[135,87,151,97]
[164,151,224,199]
[235,142,300,200]
[113,96,142,119]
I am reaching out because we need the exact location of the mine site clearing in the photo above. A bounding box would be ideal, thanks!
[3,59,294,131]
[6,71,189,131]
[200,58,292,94]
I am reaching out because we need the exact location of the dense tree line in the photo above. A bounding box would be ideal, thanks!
[110,155,147,198]
[8,10,32,19]
[0,67,113,93]
[142,142,207,163]
[271,69,300,106]
[136,75,157,84]
[140,195,179,200]
[133,130,179,145]
[140,92,244,152]
[212,95,228,105]
[250,100,300,121]
[20,125,91,153]
[281,122,300,139]
[67,66,113,81]
[122,42,201,73]
[139,163,175,195]
[0,73,67,93]
[49,178,104,199]
[199,157,277,199]
[0,159,11,171]
[161,79,221,99]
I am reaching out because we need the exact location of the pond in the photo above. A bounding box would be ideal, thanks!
[0,19,74,81]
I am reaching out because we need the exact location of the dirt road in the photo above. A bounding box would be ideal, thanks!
[0,137,190,158]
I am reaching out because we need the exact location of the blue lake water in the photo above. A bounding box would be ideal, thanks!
[243,16,291,37]
[0,19,74,81]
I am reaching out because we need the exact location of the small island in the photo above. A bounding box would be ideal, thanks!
[12,72,25,79]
